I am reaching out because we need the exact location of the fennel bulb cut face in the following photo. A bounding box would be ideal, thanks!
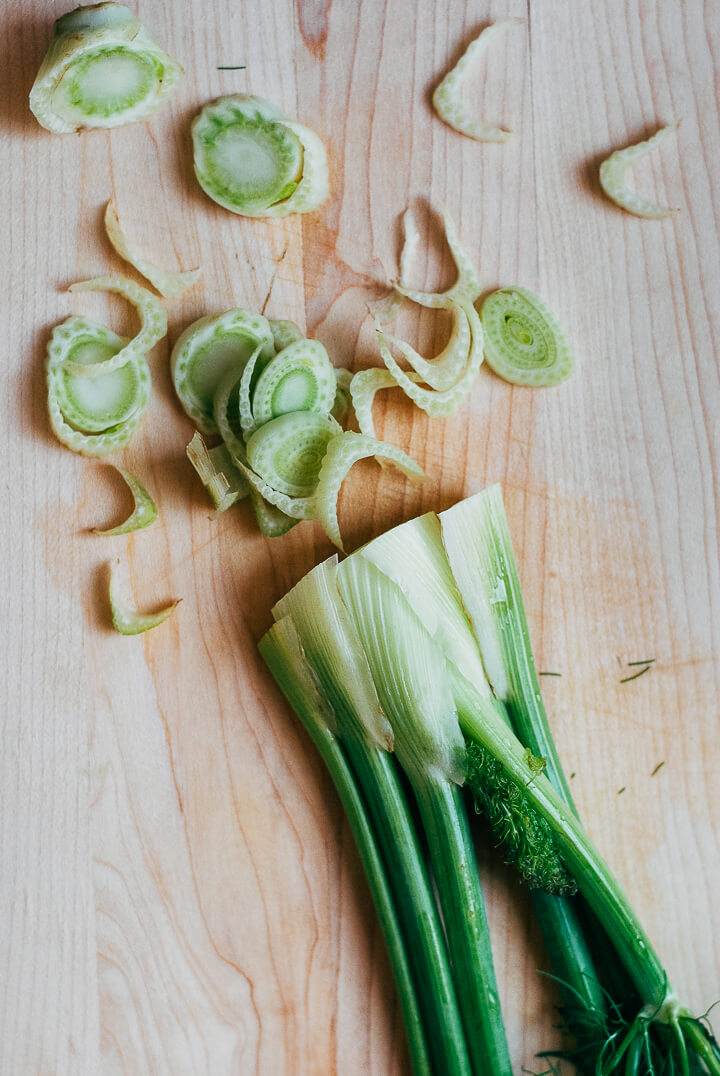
[30,3,183,133]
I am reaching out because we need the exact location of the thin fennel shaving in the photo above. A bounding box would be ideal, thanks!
[92,467,158,535]
[66,275,167,378]
[30,2,183,133]
[109,559,179,635]
[192,95,329,218]
[599,124,680,219]
[104,202,201,298]
[432,19,523,143]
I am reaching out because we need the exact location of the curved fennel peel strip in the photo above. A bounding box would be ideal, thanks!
[109,559,179,636]
[371,207,421,323]
[375,301,484,417]
[29,2,183,134]
[480,287,574,386]
[47,316,151,456]
[92,468,158,535]
[393,206,482,309]
[192,95,329,218]
[252,339,337,426]
[315,432,427,551]
[432,19,522,143]
[599,124,680,219]
[65,276,167,378]
[186,432,249,516]
[387,303,472,392]
[238,343,265,439]
[104,202,201,298]
[171,309,275,435]
[350,368,425,441]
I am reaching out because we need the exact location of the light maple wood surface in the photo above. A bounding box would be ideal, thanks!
[3,1,719,1073]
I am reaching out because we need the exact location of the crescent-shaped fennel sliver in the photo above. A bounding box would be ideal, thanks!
[432,18,523,143]
[599,124,680,219]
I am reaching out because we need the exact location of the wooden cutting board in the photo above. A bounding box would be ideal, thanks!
[3,1,719,1072]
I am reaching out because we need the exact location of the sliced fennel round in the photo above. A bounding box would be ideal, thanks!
[393,206,482,310]
[213,364,252,469]
[109,559,179,636]
[192,95,329,218]
[66,275,167,379]
[315,432,427,551]
[30,3,182,134]
[432,19,523,143]
[104,202,201,298]
[246,412,341,497]
[171,309,275,435]
[480,287,574,386]
[251,339,337,426]
[92,467,158,535]
[599,124,680,219]
[47,316,151,456]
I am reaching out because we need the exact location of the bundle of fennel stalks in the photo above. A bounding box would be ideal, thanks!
[260,485,719,1076]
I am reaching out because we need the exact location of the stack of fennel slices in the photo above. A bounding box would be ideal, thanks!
[261,485,720,1076]
[173,312,424,541]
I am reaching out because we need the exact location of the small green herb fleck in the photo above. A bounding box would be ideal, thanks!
[627,657,656,667]
[217,65,246,70]
[650,761,665,777]
[617,786,626,795]
[538,671,562,677]
[620,664,652,684]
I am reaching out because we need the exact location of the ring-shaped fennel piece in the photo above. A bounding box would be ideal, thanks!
[432,18,523,143]
[171,309,275,435]
[65,276,167,379]
[104,202,201,298]
[252,339,337,426]
[246,412,342,498]
[480,286,574,386]
[47,316,151,456]
[109,559,179,636]
[92,467,158,535]
[375,300,485,418]
[598,124,680,219]
[192,95,329,218]
[315,432,427,551]
[30,3,183,134]
[186,432,249,516]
